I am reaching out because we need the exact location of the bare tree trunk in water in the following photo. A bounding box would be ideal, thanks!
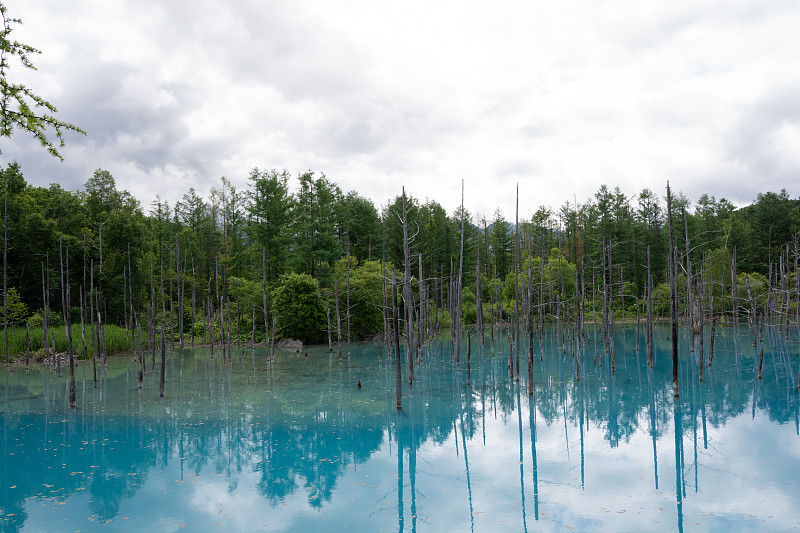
[402,187,415,385]
[528,266,534,395]
[208,281,215,360]
[262,249,270,360]
[61,240,76,408]
[393,267,402,410]
[326,301,332,352]
[667,181,680,397]
[137,322,143,389]
[43,260,50,366]
[159,324,166,397]
[731,247,739,323]
[708,263,717,367]
[746,275,757,348]
[3,189,7,370]
[646,245,654,367]
[346,244,351,357]
[608,240,615,373]
[466,328,471,387]
[418,252,425,358]
[335,279,342,362]
[476,250,484,347]
[513,184,520,381]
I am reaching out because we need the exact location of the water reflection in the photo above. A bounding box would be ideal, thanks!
[1,323,799,531]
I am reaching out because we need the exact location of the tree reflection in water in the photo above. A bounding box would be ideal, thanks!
[1,323,799,531]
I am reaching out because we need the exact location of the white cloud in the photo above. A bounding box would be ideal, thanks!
[3,0,799,218]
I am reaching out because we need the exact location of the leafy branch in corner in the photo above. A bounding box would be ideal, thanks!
[0,2,85,160]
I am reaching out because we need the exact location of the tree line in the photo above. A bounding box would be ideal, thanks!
[1,162,799,353]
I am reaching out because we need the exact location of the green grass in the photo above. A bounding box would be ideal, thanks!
[1,324,133,360]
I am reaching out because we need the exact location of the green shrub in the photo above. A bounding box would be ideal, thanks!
[272,272,326,344]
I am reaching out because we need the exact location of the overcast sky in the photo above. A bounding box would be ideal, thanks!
[3,0,799,221]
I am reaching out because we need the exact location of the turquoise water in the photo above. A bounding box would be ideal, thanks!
[1,324,799,532]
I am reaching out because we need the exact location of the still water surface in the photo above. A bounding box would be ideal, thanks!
[2,324,799,532]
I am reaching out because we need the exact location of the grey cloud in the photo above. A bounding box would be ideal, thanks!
[726,84,800,190]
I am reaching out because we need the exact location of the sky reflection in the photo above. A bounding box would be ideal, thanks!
[2,324,799,532]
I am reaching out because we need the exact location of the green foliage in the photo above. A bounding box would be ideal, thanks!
[292,172,341,285]
[742,190,799,272]
[1,287,27,325]
[461,287,477,324]
[271,272,326,344]
[653,282,671,317]
[337,191,381,263]
[437,309,451,329]
[491,209,512,280]
[248,168,293,282]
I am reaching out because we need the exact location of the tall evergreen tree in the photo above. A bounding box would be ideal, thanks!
[247,168,293,283]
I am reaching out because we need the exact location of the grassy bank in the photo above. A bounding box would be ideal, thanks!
[1,324,133,360]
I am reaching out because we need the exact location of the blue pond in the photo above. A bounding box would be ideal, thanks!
[1,324,799,532]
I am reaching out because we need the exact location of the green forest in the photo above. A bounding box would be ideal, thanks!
[1,160,798,359]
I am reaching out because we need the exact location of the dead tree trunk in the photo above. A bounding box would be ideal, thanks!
[795,235,799,390]
[528,266,535,394]
[88,260,96,385]
[176,235,182,352]
[169,245,175,353]
[208,280,215,359]
[382,222,390,358]
[466,328,471,387]
[137,322,143,389]
[602,239,609,356]
[335,279,342,362]
[402,187,415,385]
[215,257,224,362]
[160,241,166,350]
[60,240,76,408]
[149,236,157,369]
[3,188,8,369]
[490,259,496,356]
[746,275,757,347]
[684,210,695,352]
[393,267,402,410]
[270,315,277,362]
[513,184,520,381]
[190,264,196,350]
[697,264,704,382]
[457,183,465,367]
[123,266,128,342]
[346,245,351,357]
[262,249,270,360]
[25,322,30,368]
[646,245,654,367]
[418,252,425,358]
[708,260,717,368]
[42,260,50,365]
[667,181,680,397]
[476,251,484,347]
[326,301,333,352]
[731,247,739,323]
[607,240,615,373]
[159,324,166,397]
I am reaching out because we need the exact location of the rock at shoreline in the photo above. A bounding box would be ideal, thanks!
[276,339,302,350]
[41,352,76,366]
